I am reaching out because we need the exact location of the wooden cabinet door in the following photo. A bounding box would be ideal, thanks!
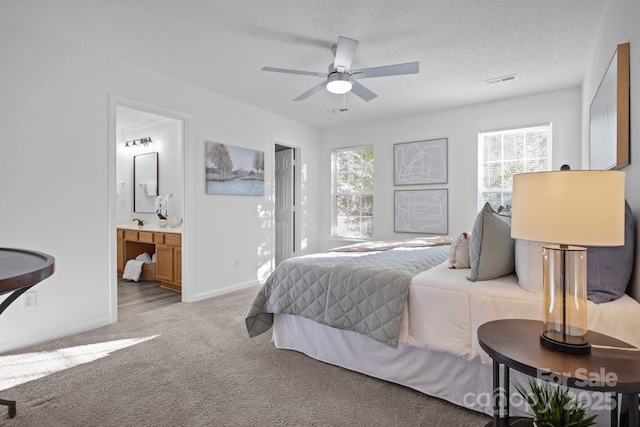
[155,245,174,283]
[139,231,154,243]
[124,230,139,241]
[116,238,124,274]
[174,247,182,286]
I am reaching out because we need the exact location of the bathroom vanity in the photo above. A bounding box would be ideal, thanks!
[117,226,182,292]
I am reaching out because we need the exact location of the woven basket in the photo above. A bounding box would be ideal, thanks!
[139,263,157,281]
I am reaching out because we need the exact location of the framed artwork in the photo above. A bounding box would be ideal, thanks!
[205,141,265,196]
[394,189,448,234]
[589,42,630,170]
[394,138,448,185]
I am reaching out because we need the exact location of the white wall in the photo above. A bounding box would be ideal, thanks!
[0,4,611,352]
[581,0,640,299]
[320,88,582,250]
[117,117,184,222]
[0,19,322,352]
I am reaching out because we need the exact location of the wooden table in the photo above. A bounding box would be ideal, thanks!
[0,248,55,417]
[478,319,640,427]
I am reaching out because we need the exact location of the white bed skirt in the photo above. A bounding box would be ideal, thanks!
[272,314,616,426]
[273,313,497,417]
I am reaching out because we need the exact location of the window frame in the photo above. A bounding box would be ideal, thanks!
[331,144,374,240]
[477,123,552,211]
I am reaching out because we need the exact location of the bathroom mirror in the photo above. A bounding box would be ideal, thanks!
[134,152,158,213]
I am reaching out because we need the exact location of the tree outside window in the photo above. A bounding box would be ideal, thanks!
[332,146,374,239]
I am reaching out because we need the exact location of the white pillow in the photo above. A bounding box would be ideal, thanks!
[448,232,470,269]
[135,252,153,264]
[515,239,545,292]
[122,259,144,281]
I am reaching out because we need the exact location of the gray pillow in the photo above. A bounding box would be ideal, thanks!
[515,239,545,292]
[467,202,515,281]
[586,201,635,303]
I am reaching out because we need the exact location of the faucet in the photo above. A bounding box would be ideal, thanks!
[132,218,144,226]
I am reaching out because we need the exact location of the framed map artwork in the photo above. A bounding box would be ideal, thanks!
[394,138,448,185]
[394,189,448,234]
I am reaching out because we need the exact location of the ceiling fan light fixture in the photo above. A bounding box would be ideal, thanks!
[326,73,352,95]
[262,36,418,102]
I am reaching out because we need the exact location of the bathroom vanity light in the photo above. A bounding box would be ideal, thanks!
[125,137,153,147]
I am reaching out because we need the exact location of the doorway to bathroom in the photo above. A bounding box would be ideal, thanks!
[114,104,185,319]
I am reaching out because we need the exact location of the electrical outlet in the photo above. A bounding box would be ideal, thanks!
[234,258,240,269]
[23,291,36,309]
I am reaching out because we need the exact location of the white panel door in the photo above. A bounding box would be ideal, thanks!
[275,149,295,265]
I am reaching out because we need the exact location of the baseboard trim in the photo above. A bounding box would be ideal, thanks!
[0,317,112,353]
[189,280,259,302]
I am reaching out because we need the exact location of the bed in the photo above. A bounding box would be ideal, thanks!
[245,204,639,425]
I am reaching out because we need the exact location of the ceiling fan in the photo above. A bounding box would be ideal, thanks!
[262,36,419,102]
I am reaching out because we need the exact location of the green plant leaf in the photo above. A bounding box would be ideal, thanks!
[513,379,598,427]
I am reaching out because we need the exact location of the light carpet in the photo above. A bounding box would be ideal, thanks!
[0,286,489,426]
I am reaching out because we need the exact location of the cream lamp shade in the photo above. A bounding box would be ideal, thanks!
[511,170,625,246]
[511,170,625,354]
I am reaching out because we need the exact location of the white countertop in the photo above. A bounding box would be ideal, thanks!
[117,221,182,234]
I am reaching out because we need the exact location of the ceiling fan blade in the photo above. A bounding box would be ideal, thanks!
[262,66,327,78]
[333,36,359,71]
[294,81,328,101]
[350,80,377,102]
[351,62,419,79]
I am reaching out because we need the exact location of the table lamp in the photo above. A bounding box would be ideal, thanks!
[511,170,625,354]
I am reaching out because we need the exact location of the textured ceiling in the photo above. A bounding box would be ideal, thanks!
[2,0,607,129]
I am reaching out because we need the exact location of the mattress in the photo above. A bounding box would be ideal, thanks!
[401,261,640,363]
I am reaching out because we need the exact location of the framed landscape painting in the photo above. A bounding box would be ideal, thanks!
[394,138,448,185]
[205,141,265,196]
[394,189,448,234]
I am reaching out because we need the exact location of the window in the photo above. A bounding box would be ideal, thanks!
[478,124,551,211]
[332,146,374,239]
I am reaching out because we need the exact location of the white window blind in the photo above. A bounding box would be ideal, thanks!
[478,124,551,211]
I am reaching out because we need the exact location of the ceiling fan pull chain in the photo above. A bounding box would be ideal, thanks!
[343,94,347,121]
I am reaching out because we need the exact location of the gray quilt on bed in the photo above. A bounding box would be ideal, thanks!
[245,245,449,348]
